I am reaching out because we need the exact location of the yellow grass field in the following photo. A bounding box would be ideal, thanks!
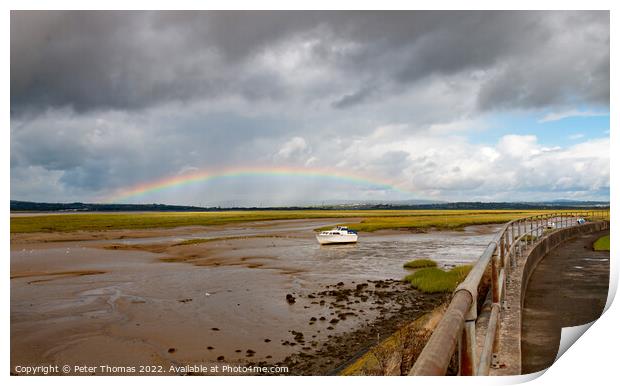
[9,209,601,233]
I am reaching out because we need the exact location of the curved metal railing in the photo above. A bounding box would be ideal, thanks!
[409,209,610,376]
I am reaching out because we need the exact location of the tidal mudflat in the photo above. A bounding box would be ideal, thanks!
[11,218,500,375]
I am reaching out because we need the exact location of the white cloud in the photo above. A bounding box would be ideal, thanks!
[539,109,608,123]
[497,135,540,158]
[326,126,609,201]
[274,137,311,161]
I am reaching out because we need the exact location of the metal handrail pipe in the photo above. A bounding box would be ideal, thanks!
[409,290,473,375]
[455,241,497,299]
[410,210,608,376]
[477,303,501,376]
[497,269,505,301]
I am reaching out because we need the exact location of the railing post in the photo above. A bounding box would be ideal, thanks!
[517,220,522,257]
[500,232,505,270]
[508,223,513,267]
[562,213,565,228]
[492,306,501,368]
[492,248,500,303]
[539,215,543,236]
[491,247,503,367]
[459,314,477,375]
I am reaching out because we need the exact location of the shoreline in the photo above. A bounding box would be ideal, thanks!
[269,280,448,375]
[11,218,500,375]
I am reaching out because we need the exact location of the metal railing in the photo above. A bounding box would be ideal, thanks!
[409,209,610,376]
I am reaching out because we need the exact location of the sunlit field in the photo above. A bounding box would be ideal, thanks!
[9,209,601,233]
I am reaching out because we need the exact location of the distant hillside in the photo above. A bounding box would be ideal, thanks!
[386,201,609,210]
[10,200,610,212]
[10,200,211,212]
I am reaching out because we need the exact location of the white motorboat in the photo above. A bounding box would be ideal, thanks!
[316,226,358,245]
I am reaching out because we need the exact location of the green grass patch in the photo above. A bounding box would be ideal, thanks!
[404,265,473,293]
[403,259,437,269]
[593,235,610,251]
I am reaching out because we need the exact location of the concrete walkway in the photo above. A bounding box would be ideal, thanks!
[521,230,610,374]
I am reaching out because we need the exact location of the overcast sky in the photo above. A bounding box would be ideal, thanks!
[10,10,610,205]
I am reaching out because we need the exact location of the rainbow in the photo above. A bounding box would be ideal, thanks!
[104,166,415,203]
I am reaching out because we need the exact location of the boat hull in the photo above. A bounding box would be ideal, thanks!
[316,234,358,245]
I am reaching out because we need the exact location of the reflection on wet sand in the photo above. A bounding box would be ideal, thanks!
[11,219,500,375]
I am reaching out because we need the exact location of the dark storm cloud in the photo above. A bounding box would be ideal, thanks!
[10,11,610,204]
[10,11,290,112]
[11,107,296,194]
[11,10,609,114]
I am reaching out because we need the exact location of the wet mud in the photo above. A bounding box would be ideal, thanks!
[11,219,498,375]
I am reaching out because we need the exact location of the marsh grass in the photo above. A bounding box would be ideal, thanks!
[404,265,473,293]
[593,235,610,251]
[403,259,437,269]
[11,209,566,233]
[336,212,547,232]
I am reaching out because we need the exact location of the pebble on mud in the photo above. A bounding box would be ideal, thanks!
[286,294,296,304]
[168,348,176,353]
